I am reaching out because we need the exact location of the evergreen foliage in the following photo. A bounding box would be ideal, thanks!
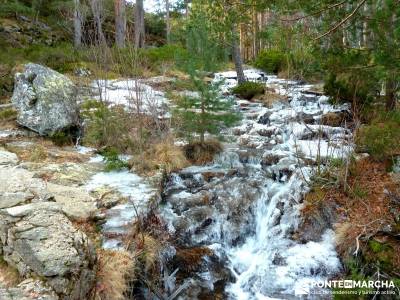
[173,12,240,143]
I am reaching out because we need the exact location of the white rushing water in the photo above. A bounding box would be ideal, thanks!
[161,70,353,299]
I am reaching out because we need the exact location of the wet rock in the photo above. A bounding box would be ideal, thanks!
[0,202,96,299]
[258,111,272,125]
[11,63,80,135]
[320,111,351,127]
[168,190,213,213]
[295,200,337,243]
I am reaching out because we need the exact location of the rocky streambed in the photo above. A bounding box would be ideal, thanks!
[156,71,353,299]
[0,65,353,299]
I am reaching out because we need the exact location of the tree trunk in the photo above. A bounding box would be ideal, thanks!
[385,77,397,111]
[73,0,82,48]
[90,0,106,45]
[135,0,145,48]
[362,2,368,47]
[185,0,189,18]
[252,8,259,60]
[115,0,126,48]
[232,27,246,84]
[166,0,171,43]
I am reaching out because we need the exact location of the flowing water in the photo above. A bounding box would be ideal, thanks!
[160,71,353,299]
[82,71,353,298]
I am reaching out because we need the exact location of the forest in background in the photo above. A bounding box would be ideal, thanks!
[0,0,399,299]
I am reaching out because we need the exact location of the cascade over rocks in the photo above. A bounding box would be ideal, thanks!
[11,63,80,136]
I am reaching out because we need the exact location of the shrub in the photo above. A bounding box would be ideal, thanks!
[99,147,129,172]
[324,73,374,105]
[254,49,286,74]
[50,131,73,146]
[183,140,223,165]
[23,44,79,73]
[0,0,34,17]
[142,44,188,69]
[231,82,265,100]
[80,100,133,152]
[357,111,400,161]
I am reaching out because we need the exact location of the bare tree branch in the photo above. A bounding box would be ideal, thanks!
[314,0,368,40]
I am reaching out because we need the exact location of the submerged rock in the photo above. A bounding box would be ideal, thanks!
[11,63,80,135]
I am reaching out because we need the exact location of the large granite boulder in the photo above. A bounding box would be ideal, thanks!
[0,202,97,300]
[11,63,79,135]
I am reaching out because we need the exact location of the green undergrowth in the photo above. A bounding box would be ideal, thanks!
[231,82,265,100]
[99,147,128,172]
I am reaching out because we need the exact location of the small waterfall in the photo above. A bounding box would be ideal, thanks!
[160,70,352,299]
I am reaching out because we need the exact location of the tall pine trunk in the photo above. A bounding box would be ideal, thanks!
[90,0,106,45]
[73,0,82,48]
[386,77,397,111]
[165,0,171,43]
[135,0,145,48]
[115,0,126,48]
[232,26,246,84]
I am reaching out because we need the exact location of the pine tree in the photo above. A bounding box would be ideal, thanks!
[173,13,240,143]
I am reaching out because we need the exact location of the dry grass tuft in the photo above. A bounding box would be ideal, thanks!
[94,249,135,300]
[129,140,188,175]
[257,89,288,107]
[175,247,213,274]
[128,233,162,273]
[153,141,189,173]
[0,258,21,288]
[28,144,48,162]
[183,140,223,165]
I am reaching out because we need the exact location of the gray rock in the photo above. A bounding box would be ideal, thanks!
[0,149,18,166]
[0,164,49,209]
[0,278,59,300]
[11,63,79,135]
[0,202,96,299]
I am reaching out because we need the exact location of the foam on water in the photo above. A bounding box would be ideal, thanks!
[161,69,351,298]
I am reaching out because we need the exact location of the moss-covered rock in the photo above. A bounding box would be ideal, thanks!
[11,63,80,136]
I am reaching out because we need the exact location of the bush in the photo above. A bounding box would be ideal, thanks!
[80,100,133,152]
[324,73,374,105]
[183,140,223,165]
[253,49,286,74]
[50,131,73,146]
[99,147,129,172]
[142,44,188,69]
[0,0,34,17]
[231,82,265,100]
[357,111,400,161]
[23,44,79,73]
